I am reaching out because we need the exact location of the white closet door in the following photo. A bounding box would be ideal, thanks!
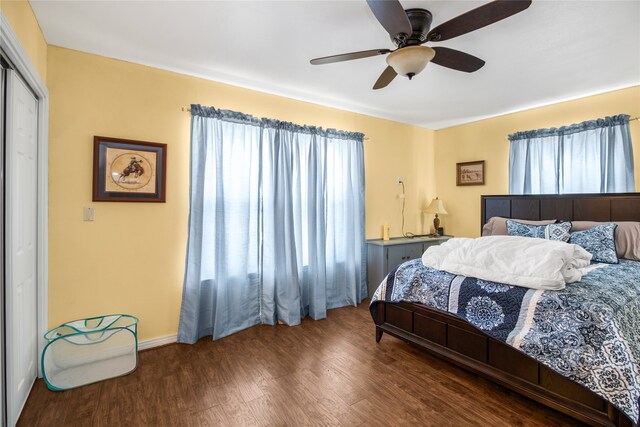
[6,69,38,427]
[1,63,5,427]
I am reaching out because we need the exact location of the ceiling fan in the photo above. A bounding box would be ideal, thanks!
[310,0,532,89]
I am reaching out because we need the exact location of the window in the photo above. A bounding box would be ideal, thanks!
[178,105,366,343]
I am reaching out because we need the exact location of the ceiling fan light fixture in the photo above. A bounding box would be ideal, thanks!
[386,46,435,79]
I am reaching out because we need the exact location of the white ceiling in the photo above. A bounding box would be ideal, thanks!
[30,0,640,129]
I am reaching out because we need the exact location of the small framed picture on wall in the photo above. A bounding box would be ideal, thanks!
[456,160,485,186]
[93,136,167,202]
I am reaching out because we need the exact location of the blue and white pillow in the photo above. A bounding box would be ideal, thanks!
[506,220,571,242]
[569,223,618,264]
[544,222,572,242]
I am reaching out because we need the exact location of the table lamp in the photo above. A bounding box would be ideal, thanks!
[425,197,447,235]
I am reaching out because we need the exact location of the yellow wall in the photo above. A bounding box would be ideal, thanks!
[1,0,47,82]
[434,86,640,238]
[47,46,435,341]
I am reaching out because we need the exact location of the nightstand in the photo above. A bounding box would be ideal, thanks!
[366,235,452,298]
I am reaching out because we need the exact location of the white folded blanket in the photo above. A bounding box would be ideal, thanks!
[422,236,600,290]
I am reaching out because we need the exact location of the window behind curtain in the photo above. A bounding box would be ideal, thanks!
[178,105,366,343]
[509,114,635,194]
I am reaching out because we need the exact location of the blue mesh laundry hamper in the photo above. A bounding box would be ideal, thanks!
[42,314,139,390]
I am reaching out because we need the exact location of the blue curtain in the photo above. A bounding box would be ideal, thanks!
[509,114,635,194]
[178,105,366,343]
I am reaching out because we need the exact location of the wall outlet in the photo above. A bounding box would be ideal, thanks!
[397,176,403,184]
[83,207,95,221]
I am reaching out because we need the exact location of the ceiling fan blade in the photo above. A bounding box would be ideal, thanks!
[431,47,485,72]
[427,0,532,42]
[310,49,391,65]
[373,66,397,90]
[366,0,412,41]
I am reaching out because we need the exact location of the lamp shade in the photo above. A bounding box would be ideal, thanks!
[386,46,435,78]
[425,197,447,215]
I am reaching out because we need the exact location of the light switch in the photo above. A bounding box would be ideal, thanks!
[83,207,95,221]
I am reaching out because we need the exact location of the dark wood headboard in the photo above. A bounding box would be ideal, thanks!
[481,193,640,233]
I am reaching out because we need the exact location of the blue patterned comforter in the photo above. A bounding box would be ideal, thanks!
[370,259,640,424]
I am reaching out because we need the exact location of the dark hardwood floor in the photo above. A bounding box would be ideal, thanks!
[19,301,582,426]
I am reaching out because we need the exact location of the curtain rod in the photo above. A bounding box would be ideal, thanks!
[503,116,639,141]
[181,106,371,140]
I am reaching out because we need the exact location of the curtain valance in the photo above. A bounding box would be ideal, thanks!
[190,104,365,142]
[508,114,630,141]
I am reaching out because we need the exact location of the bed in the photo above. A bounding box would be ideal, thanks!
[370,193,640,427]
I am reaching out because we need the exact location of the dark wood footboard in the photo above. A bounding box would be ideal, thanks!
[373,301,633,427]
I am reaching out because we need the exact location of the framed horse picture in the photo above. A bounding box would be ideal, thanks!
[93,136,167,202]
